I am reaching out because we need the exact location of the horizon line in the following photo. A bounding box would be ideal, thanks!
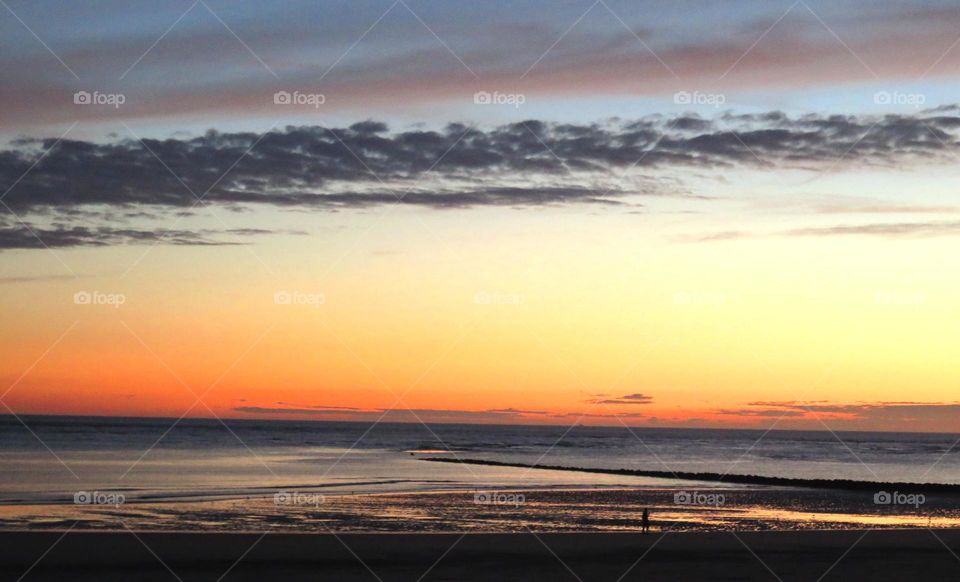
[1,412,956,437]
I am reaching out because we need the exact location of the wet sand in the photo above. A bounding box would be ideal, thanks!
[4,487,958,532]
[2,529,959,581]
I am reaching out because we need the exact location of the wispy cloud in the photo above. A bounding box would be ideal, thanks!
[587,393,654,405]
[688,220,960,242]
[0,224,297,249]
[716,400,960,431]
[234,404,555,425]
[787,221,960,237]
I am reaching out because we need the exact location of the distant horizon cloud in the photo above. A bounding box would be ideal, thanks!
[233,405,554,425]
[716,400,960,431]
[232,398,960,432]
[587,393,655,405]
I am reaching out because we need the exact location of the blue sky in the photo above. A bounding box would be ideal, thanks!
[4,0,960,141]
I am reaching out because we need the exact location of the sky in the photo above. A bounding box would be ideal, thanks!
[3,0,960,432]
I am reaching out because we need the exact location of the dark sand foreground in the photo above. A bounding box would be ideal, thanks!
[2,529,959,581]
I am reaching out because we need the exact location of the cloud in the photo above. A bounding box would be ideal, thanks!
[3,111,958,218]
[234,405,555,425]
[0,121,663,214]
[0,273,82,284]
[717,400,960,431]
[620,393,653,401]
[813,204,960,215]
[588,393,654,405]
[689,220,960,241]
[553,411,650,420]
[485,407,551,415]
[234,404,655,424]
[716,408,807,418]
[5,110,960,250]
[0,224,291,249]
[786,221,960,237]
[235,406,363,415]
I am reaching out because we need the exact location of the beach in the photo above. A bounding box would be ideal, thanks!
[3,529,959,581]
[3,418,960,533]
[3,417,959,579]
[4,486,958,533]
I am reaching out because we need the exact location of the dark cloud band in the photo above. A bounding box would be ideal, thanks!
[3,111,958,214]
[3,110,960,249]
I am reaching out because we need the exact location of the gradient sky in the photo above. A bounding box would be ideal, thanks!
[4,0,960,432]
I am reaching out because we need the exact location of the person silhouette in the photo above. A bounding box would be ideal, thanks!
[641,508,650,533]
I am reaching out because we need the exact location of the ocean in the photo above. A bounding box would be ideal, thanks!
[2,416,959,532]
[1,415,957,505]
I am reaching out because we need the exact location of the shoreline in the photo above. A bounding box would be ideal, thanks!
[4,413,960,437]
[0,483,718,509]
[423,457,960,493]
[5,485,959,533]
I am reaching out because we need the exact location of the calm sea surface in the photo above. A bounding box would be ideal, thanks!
[1,416,957,505]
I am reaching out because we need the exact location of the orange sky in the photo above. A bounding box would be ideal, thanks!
[3,208,960,433]
[4,1,960,433]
